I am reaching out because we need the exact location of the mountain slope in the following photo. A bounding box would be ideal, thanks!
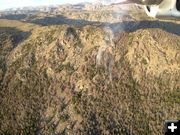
[0,4,180,135]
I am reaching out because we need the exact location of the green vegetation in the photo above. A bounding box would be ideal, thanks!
[72,91,82,105]
[171,89,180,104]
[86,64,97,79]
[59,114,70,123]
[55,64,64,72]
[55,62,75,75]
[141,58,148,65]
[164,88,180,104]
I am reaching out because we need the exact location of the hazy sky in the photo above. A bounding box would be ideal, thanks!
[0,0,126,10]
[0,0,94,10]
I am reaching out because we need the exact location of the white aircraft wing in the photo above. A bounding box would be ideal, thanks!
[144,0,180,18]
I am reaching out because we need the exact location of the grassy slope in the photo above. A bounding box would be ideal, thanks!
[0,19,39,32]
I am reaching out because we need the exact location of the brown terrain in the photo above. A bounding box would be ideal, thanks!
[0,3,180,135]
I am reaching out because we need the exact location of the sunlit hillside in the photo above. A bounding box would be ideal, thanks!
[0,3,180,135]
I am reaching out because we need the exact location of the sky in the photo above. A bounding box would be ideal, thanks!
[0,0,94,10]
[0,0,126,10]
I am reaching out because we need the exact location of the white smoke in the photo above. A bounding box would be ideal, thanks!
[95,0,129,81]
[96,27,115,81]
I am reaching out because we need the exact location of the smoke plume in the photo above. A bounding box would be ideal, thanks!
[95,0,129,81]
